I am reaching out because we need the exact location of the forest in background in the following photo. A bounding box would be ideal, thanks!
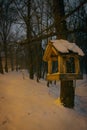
[0,0,87,81]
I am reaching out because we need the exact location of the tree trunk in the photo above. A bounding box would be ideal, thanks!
[4,42,8,72]
[10,48,14,71]
[0,53,4,74]
[53,0,67,39]
[53,0,75,108]
[36,42,42,82]
[28,46,34,79]
[27,0,34,79]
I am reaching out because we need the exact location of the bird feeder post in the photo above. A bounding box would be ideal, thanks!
[60,80,75,108]
[43,40,84,108]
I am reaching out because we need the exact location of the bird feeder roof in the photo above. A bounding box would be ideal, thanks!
[43,39,84,61]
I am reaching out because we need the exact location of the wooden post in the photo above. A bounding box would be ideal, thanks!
[63,58,66,73]
[75,58,80,73]
[58,56,63,73]
[60,56,75,108]
[47,59,52,87]
[60,80,75,108]
[48,59,52,74]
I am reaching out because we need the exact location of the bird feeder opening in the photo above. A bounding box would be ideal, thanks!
[66,57,75,73]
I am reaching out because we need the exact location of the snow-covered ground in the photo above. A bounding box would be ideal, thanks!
[0,70,87,130]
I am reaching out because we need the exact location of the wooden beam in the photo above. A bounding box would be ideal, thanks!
[47,73,60,81]
[58,56,63,73]
[52,46,58,55]
[75,57,80,73]
[43,44,52,61]
[46,73,83,81]
[48,59,52,74]
[63,58,66,73]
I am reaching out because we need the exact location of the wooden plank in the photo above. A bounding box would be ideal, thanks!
[75,57,80,73]
[52,46,58,55]
[47,73,60,81]
[46,73,83,81]
[60,73,83,80]
[63,58,66,73]
[43,44,52,61]
[48,59,52,74]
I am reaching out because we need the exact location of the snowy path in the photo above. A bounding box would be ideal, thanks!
[0,71,87,130]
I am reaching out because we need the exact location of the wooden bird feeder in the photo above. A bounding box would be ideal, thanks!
[43,39,84,108]
[43,39,84,81]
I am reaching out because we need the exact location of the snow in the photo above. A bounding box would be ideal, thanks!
[0,70,87,130]
[51,39,85,56]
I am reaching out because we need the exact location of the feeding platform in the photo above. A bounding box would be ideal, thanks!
[43,39,84,81]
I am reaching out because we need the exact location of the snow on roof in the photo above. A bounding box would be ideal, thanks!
[51,39,84,56]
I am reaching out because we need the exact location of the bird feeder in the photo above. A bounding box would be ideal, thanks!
[43,39,84,108]
[43,39,84,80]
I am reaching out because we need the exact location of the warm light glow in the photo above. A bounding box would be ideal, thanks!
[55,98,63,106]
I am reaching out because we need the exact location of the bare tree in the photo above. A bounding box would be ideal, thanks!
[52,0,87,108]
[0,43,4,74]
[0,0,18,72]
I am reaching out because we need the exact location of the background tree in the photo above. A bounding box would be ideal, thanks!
[52,0,87,108]
[0,42,4,74]
[0,0,18,72]
[14,0,54,80]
